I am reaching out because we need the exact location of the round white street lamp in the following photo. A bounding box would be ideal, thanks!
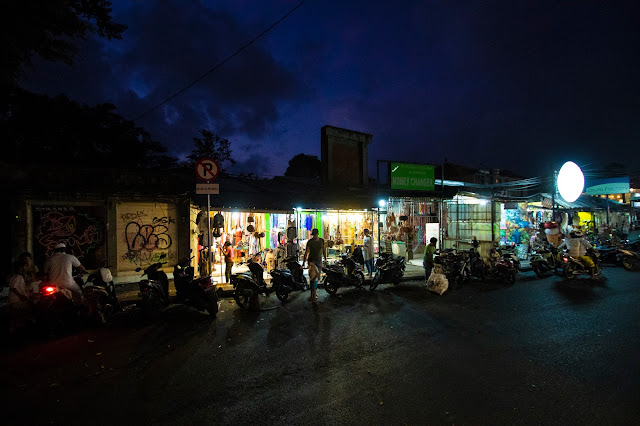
[557,161,584,203]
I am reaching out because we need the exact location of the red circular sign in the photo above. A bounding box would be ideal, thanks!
[195,158,220,181]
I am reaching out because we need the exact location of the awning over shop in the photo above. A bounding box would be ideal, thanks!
[531,193,629,212]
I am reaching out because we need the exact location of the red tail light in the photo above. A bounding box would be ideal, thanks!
[43,286,57,295]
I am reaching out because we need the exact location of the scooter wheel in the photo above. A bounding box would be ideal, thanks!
[369,274,380,291]
[233,283,252,309]
[532,263,543,278]
[622,256,639,271]
[324,279,339,295]
[275,286,289,303]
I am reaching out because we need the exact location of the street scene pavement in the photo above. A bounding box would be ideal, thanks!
[1,266,639,425]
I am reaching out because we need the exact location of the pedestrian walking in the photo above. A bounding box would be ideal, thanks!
[423,237,437,282]
[307,261,319,302]
[303,228,326,301]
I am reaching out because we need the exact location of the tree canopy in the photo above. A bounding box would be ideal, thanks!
[1,90,174,168]
[1,0,126,92]
[185,129,236,172]
[284,153,321,178]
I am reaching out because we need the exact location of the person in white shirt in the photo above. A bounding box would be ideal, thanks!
[558,231,597,278]
[362,229,374,277]
[44,242,87,305]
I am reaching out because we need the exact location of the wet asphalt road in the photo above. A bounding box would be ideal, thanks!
[1,267,639,425]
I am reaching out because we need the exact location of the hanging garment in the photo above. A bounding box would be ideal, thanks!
[567,212,573,225]
[305,215,313,231]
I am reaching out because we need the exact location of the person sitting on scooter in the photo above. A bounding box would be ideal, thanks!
[44,242,87,305]
[487,242,501,270]
[557,230,597,278]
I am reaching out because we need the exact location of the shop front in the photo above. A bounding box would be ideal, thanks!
[441,194,495,258]
[377,197,440,261]
[193,208,296,278]
[295,209,377,260]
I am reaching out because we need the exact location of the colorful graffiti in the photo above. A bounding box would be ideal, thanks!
[33,206,105,266]
[121,211,176,266]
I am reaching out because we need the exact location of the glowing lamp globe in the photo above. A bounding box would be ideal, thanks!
[557,161,584,203]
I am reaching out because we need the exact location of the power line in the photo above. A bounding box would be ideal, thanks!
[135,0,307,121]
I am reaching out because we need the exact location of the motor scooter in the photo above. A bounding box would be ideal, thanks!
[369,253,405,290]
[484,253,518,286]
[173,250,220,316]
[323,254,365,295]
[232,259,269,309]
[136,254,169,318]
[562,248,602,279]
[530,244,559,278]
[619,247,640,271]
[270,255,308,302]
[35,280,79,334]
[456,248,486,284]
[497,244,521,272]
[83,265,120,324]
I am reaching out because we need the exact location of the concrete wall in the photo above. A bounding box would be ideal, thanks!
[115,202,178,275]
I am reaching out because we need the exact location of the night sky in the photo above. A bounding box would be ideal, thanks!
[21,0,640,178]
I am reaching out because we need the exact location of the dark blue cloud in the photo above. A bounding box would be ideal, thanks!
[20,0,640,177]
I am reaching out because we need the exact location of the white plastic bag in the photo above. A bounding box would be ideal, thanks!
[426,270,448,295]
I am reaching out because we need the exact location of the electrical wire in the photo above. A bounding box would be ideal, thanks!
[135,0,307,120]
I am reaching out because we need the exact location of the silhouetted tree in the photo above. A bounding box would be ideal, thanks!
[284,153,321,178]
[1,90,174,168]
[185,130,236,172]
[1,0,126,93]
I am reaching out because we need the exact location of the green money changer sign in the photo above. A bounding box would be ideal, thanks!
[390,163,435,191]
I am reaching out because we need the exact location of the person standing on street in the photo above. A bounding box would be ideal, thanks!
[302,228,326,302]
[44,242,87,305]
[362,228,374,277]
[423,237,437,282]
[222,241,234,283]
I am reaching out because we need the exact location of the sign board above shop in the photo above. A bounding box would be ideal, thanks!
[586,177,629,196]
[390,163,435,191]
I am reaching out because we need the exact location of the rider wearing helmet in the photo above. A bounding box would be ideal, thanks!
[44,242,87,305]
[558,230,597,278]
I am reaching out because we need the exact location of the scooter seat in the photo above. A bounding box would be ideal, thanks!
[271,269,292,278]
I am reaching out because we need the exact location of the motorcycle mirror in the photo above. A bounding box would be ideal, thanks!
[160,253,167,259]
[188,248,193,254]
[135,267,142,272]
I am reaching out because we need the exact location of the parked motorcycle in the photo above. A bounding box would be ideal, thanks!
[136,254,170,318]
[323,254,365,295]
[497,245,521,272]
[619,247,640,271]
[82,265,120,324]
[173,250,219,316]
[530,244,559,278]
[369,253,406,290]
[270,255,308,302]
[456,249,486,284]
[484,252,518,286]
[35,280,80,334]
[562,248,602,279]
[232,259,269,309]
[435,249,464,286]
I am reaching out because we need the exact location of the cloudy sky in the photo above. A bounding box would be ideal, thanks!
[22,0,640,178]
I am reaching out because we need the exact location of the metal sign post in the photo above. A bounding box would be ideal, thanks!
[195,158,220,277]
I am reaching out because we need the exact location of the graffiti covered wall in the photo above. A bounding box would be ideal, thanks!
[116,202,178,273]
[32,205,106,269]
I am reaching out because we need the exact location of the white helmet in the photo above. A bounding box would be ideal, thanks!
[54,242,66,249]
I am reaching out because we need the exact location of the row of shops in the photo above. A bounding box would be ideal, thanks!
[11,185,636,285]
